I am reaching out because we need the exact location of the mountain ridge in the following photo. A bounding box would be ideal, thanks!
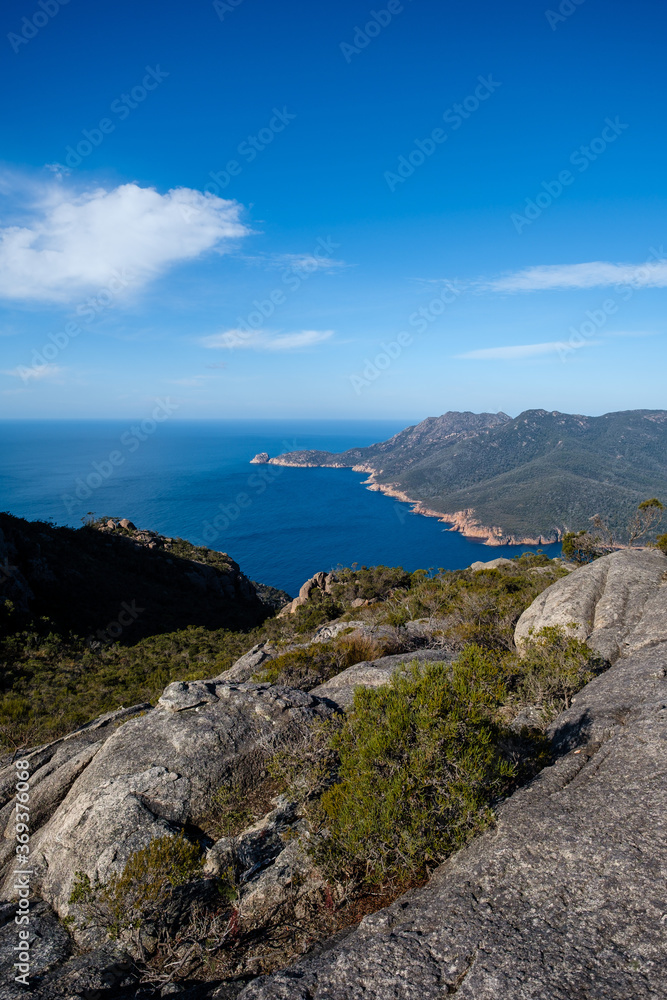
[252,408,667,544]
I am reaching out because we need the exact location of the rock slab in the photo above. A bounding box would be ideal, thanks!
[515,548,667,661]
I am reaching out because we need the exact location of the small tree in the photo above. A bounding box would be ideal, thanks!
[628,498,665,545]
[561,530,611,565]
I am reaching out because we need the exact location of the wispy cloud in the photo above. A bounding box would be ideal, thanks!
[0,176,249,304]
[245,252,347,274]
[201,329,334,351]
[1,363,65,380]
[456,341,601,360]
[167,375,213,387]
[485,260,667,293]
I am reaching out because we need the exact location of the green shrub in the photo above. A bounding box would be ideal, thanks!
[511,550,551,568]
[656,533,667,554]
[506,625,606,719]
[255,634,394,690]
[69,833,204,945]
[404,565,565,650]
[291,593,341,634]
[328,565,411,604]
[312,650,518,888]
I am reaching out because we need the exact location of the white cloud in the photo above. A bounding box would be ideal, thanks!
[202,329,334,351]
[487,260,667,293]
[0,180,248,303]
[1,363,65,380]
[456,341,600,360]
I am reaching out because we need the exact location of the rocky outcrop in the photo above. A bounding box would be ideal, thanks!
[515,547,667,662]
[234,552,667,1000]
[312,649,455,709]
[4,551,666,997]
[0,684,333,930]
[278,572,336,616]
[468,556,514,571]
[214,643,280,683]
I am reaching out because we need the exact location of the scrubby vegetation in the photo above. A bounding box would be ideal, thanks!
[273,627,603,893]
[69,834,206,947]
[314,651,518,886]
[562,499,665,564]
[0,540,569,750]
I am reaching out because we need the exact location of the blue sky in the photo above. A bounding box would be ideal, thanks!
[0,0,665,420]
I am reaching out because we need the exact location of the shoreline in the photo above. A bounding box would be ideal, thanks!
[265,457,561,547]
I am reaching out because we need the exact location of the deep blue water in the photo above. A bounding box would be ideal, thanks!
[0,420,560,596]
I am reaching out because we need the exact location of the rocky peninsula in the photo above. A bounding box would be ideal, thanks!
[251,408,667,545]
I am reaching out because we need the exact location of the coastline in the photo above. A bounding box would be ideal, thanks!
[265,456,561,547]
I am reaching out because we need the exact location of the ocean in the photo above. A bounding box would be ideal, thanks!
[0,419,561,596]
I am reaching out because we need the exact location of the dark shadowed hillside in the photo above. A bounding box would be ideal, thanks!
[0,513,285,641]
[259,409,667,543]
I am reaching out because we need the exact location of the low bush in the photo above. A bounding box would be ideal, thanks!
[505,625,607,719]
[69,833,205,949]
[561,530,611,564]
[291,592,342,634]
[328,565,411,605]
[255,634,396,690]
[312,650,519,888]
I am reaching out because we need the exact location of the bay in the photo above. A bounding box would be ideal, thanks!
[0,420,561,596]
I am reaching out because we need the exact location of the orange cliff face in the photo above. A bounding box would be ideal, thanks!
[358,470,562,546]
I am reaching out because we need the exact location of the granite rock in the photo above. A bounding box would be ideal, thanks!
[515,547,667,661]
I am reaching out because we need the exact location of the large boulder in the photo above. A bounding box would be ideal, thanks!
[515,548,667,661]
[214,642,279,683]
[468,557,513,571]
[0,683,333,928]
